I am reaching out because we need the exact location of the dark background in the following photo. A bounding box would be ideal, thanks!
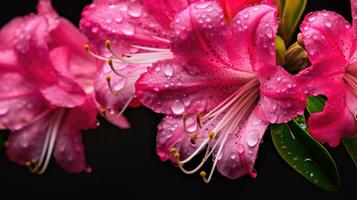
[0,0,356,199]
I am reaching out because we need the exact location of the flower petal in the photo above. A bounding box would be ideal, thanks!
[95,62,143,114]
[229,4,278,72]
[54,98,97,173]
[142,0,192,28]
[351,0,357,45]
[80,0,170,54]
[255,66,305,124]
[136,58,254,116]
[307,80,357,147]
[300,11,352,74]
[217,110,269,179]
[6,111,53,165]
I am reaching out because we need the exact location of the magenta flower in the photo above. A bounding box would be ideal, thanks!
[136,1,305,182]
[79,0,195,126]
[296,0,357,147]
[0,0,97,173]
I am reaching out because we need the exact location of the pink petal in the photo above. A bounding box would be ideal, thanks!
[256,66,305,124]
[219,0,263,23]
[300,11,352,73]
[307,80,357,147]
[6,111,53,165]
[136,58,254,116]
[0,17,25,50]
[229,4,278,72]
[216,110,269,179]
[351,0,357,46]
[142,0,192,28]
[95,62,143,114]
[80,0,170,54]
[54,98,97,173]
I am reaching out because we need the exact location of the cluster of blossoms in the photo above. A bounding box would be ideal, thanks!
[0,0,356,186]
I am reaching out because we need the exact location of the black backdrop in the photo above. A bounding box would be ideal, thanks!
[0,0,356,199]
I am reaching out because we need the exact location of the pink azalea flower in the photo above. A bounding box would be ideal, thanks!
[296,0,357,147]
[79,0,195,125]
[135,1,305,182]
[0,0,98,173]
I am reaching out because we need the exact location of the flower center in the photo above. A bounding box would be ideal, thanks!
[84,39,173,120]
[26,109,66,174]
[170,77,260,183]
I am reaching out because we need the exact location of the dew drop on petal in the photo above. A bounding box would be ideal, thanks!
[237,144,245,154]
[247,131,259,147]
[324,21,332,28]
[195,2,210,9]
[230,153,237,160]
[163,65,174,77]
[0,107,9,115]
[122,23,135,36]
[128,6,142,18]
[171,100,185,115]
[113,79,126,91]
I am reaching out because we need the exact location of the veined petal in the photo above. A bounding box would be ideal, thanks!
[95,62,143,114]
[300,11,352,74]
[6,111,53,165]
[229,4,278,72]
[136,59,254,116]
[143,0,193,29]
[256,65,305,124]
[80,0,170,55]
[219,0,263,24]
[216,110,269,179]
[54,97,97,173]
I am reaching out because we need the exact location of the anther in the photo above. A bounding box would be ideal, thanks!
[170,148,177,155]
[105,40,111,49]
[83,44,90,51]
[200,171,207,178]
[196,113,202,129]
[208,131,215,139]
[174,152,180,159]
[190,133,197,144]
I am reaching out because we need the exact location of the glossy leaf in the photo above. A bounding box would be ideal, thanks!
[275,0,307,44]
[270,118,340,191]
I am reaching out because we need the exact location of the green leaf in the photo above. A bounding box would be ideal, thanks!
[306,96,325,114]
[270,118,340,191]
[306,96,357,169]
[276,0,307,44]
[275,35,286,66]
[343,135,357,168]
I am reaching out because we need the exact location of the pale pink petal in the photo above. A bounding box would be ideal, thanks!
[6,111,53,165]
[103,114,131,129]
[95,62,143,113]
[37,0,59,30]
[136,58,254,116]
[0,17,25,50]
[217,110,269,179]
[300,11,352,74]
[54,98,97,173]
[229,4,278,72]
[256,66,305,124]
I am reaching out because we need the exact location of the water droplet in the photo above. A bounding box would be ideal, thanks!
[281,145,287,149]
[155,66,161,72]
[230,153,237,160]
[195,2,210,9]
[265,28,273,39]
[308,16,316,22]
[171,100,185,115]
[96,121,101,127]
[113,79,126,91]
[128,6,142,18]
[293,157,299,161]
[115,16,123,23]
[163,65,174,77]
[324,21,332,28]
[246,131,259,147]
[91,27,99,33]
[310,172,314,177]
[237,144,245,154]
[122,23,135,36]
[0,107,9,115]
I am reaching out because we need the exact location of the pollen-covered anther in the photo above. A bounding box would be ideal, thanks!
[170,148,177,155]
[208,130,215,140]
[83,44,90,51]
[196,113,202,129]
[105,40,111,49]
[2,119,9,128]
[190,133,197,144]
[200,171,207,178]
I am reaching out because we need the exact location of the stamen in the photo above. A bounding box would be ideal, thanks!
[108,58,145,78]
[106,75,122,96]
[28,109,66,175]
[196,113,202,129]
[131,45,171,52]
[190,132,197,144]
